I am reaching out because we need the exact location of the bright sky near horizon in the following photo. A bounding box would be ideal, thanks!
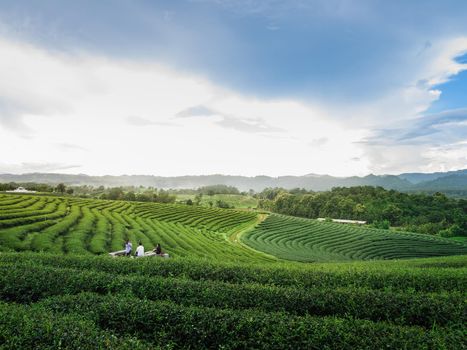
[0,0,466,177]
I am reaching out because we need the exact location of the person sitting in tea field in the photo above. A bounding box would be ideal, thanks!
[153,243,163,256]
[124,240,133,256]
[152,243,170,258]
[135,241,145,258]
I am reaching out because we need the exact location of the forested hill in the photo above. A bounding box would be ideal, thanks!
[0,173,411,191]
[258,186,467,238]
[399,169,467,184]
[1,169,466,193]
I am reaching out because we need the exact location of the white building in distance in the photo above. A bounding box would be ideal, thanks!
[6,187,36,194]
[317,218,366,225]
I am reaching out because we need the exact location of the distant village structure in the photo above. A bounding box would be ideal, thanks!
[317,218,366,225]
[6,187,36,194]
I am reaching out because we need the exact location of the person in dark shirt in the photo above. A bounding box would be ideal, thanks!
[153,243,163,255]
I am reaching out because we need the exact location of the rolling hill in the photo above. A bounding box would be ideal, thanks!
[1,193,465,262]
[0,193,267,262]
[0,193,466,348]
[398,168,467,184]
[243,214,467,262]
[1,169,466,193]
[0,172,411,191]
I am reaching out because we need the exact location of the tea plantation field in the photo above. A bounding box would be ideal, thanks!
[243,214,467,262]
[0,253,465,348]
[0,193,267,262]
[0,193,466,348]
[1,193,465,262]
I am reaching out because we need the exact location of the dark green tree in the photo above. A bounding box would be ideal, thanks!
[56,183,66,194]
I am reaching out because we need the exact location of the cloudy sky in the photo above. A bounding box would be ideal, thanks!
[0,0,466,177]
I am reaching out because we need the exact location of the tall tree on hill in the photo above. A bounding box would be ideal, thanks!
[194,193,203,205]
[56,183,66,194]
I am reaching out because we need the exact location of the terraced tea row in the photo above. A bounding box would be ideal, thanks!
[0,194,266,261]
[0,253,465,349]
[243,214,467,262]
[133,202,257,232]
[4,252,465,293]
[2,193,467,263]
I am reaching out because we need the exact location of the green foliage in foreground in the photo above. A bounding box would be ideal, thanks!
[0,301,150,349]
[1,262,465,328]
[2,252,465,292]
[0,252,465,349]
[36,293,463,349]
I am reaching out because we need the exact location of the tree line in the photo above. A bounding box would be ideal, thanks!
[0,182,176,204]
[257,186,467,237]
[0,182,73,194]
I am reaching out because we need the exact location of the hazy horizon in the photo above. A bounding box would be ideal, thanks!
[2,168,466,179]
[1,1,466,177]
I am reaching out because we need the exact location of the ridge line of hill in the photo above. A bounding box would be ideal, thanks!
[0,169,466,193]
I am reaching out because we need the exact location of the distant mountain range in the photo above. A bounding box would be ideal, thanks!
[1,169,466,194]
[398,169,467,184]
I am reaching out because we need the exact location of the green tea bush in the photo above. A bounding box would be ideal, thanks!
[101,209,127,251]
[2,194,465,263]
[0,196,38,210]
[0,301,151,349]
[3,252,464,293]
[0,263,464,328]
[31,204,81,251]
[0,222,54,250]
[0,201,67,229]
[64,206,93,254]
[0,197,51,219]
[88,209,110,254]
[244,214,467,262]
[38,292,463,350]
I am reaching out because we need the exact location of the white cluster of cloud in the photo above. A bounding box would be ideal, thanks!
[0,33,466,176]
[348,37,467,173]
[0,36,367,176]
[0,161,80,174]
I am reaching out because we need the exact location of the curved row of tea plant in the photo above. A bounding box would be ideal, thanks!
[0,252,465,349]
[1,253,465,293]
[1,262,464,328]
[133,201,257,232]
[36,292,464,349]
[0,301,151,349]
[0,194,266,262]
[2,193,466,263]
[243,214,467,262]
[2,292,456,350]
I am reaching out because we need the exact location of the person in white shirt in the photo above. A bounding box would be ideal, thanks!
[135,242,144,257]
[124,240,132,256]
